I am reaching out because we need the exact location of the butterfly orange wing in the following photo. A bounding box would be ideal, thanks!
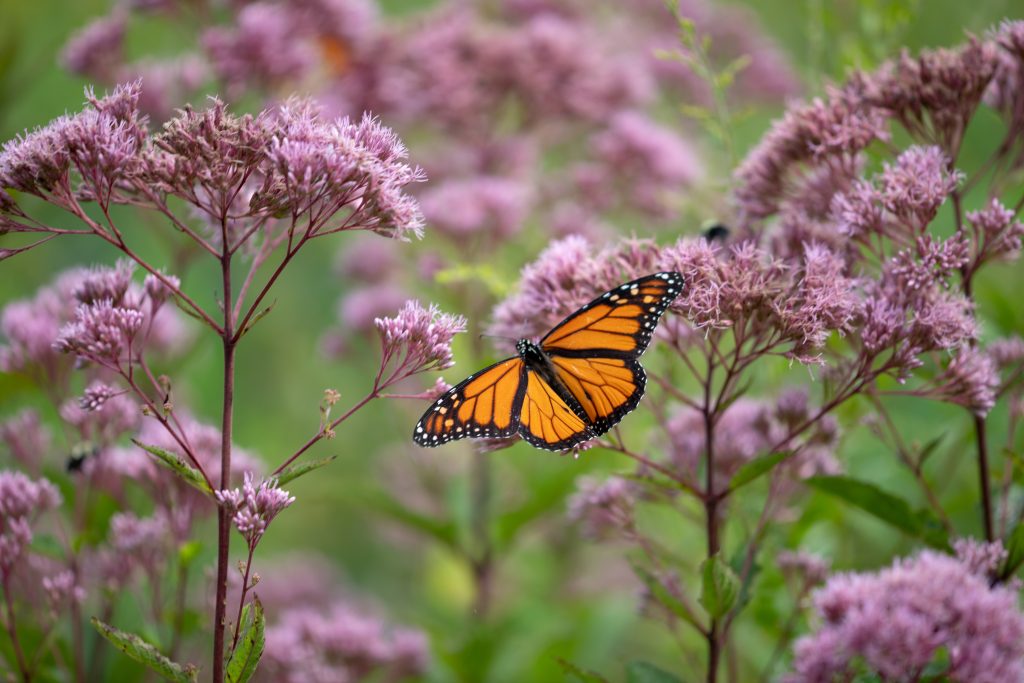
[518,368,595,451]
[541,272,682,436]
[413,357,527,447]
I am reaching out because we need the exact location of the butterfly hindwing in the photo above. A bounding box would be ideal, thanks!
[518,368,595,451]
[540,272,683,359]
[548,355,646,436]
[413,357,527,447]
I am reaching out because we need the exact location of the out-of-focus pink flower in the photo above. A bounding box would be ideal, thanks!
[0,270,83,380]
[989,335,1024,369]
[339,285,411,336]
[567,476,636,539]
[335,236,400,284]
[0,471,61,574]
[777,550,831,587]
[931,347,1000,416]
[105,415,260,530]
[42,570,86,611]
[260,600,429,683]
[787,548,1024,683]
[117,56,210,122]
[499,14,654,124]
[321,284,411,358]
[574,111,701,220]
[53,299,145,366]
[203,3,318,97]
[968,198,1024,264]
[420,176,532,240]
[216,473,295,547]
[0,410,52,474]
[953,538,1007,579]
[667,395,839,489]
[986,21,1024,133]
[61,390,139,444]
[60,12,126,82]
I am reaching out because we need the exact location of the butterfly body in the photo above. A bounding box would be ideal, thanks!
[414,272,683,451]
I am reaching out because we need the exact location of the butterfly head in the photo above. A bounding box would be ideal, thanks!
[516,338,543,361]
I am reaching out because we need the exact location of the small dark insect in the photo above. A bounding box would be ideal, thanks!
[66,442,97,473]
[702,223,730,243]
[413,272,683,451]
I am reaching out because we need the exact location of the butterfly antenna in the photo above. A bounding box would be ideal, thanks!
[478,333,517,343]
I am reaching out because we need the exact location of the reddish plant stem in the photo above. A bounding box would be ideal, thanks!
[975,414,994,541]
[212,249,236,683]
[962,256,994,542]
[469,450,494,618]
[273,389,379,476]
[233,234,309,344]
[168,563,190,662]
[702,354,720,683]
[2,573,31,682]
[230,545,257,652]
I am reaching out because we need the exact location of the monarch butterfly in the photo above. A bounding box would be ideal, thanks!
[413,272,683,451]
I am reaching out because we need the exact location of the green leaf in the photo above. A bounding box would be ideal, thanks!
[30,533,65,559]
[238,300,277,339]
[1001,524,1024,580]
[557,658,610,682]
[916,434,945,466]
[177,541,202,568]
[626,661,684,683]
[699,554,739,619]
[275,455,337,487]
[133,439,212,496]
[729,452,793,491]
[91,618,197,682]
[920,646,951,681]
[629,560,703,631]
[226,597,265,683]
[494,468,578,550]
[357,489,458,550]
[805,476,921,537]
[171,295,204,323]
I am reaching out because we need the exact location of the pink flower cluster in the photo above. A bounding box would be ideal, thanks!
[0,81,426,249]
[216,473,295,547]
[567,476,637,540]
[374,301,467,382]
[788,545,1024,683]
[260,601,429,683]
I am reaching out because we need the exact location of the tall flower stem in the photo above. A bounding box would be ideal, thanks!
[702,355,720,683]
[470,450,493,618]
[2,574,30,683]
[212,250,236,683]
[230,546,257,651]
[975,414,994,541]
[961,256,994,542]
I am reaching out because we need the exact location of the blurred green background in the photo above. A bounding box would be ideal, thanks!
[1,0,1023,681]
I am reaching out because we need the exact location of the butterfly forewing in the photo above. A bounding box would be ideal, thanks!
[541,272,683,359]
[537,272,682,439]
[413,357,527,447]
